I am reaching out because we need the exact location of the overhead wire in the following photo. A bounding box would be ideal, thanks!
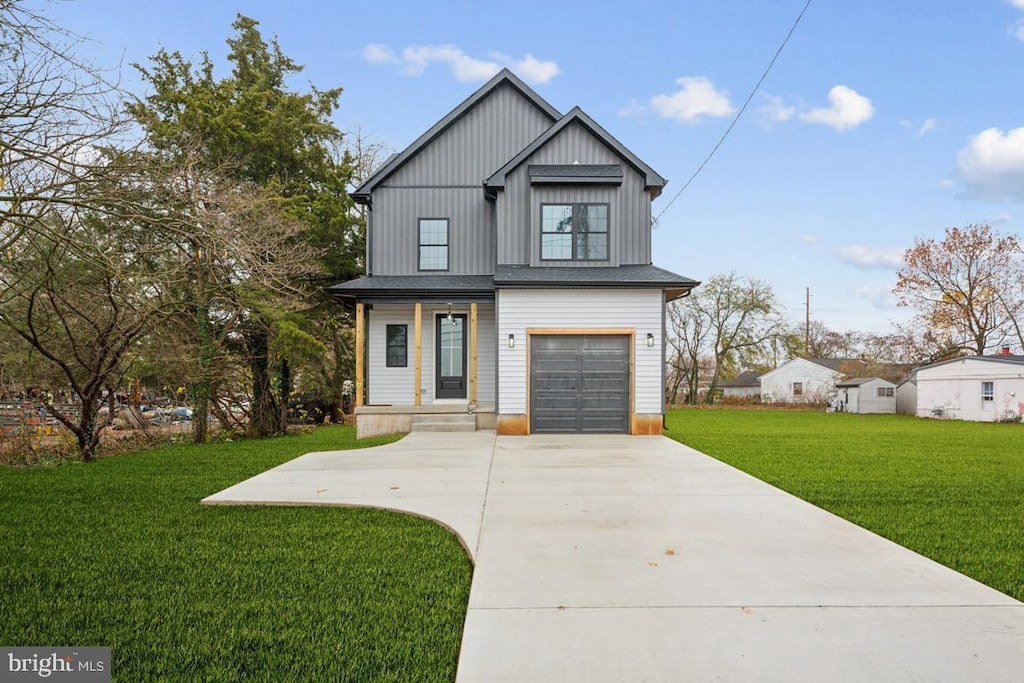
[654,0,813,226]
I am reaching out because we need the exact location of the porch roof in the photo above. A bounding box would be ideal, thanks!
[325,274,495,304]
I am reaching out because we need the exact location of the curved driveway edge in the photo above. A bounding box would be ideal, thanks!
[203,431,1024,682]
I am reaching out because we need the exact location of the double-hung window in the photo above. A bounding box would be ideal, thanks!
[418,219,449,271]
[981,381,994,404]
[792,382,804,397]
[876,387,894,398]
[541,203,609,261]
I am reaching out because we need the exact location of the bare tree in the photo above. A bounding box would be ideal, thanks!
[894,224,1022,355]
[667,272,787,404]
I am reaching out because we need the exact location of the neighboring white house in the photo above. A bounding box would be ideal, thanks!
[718,371,762,399]
[915,352,1024,422]
[896,379,917,415]
[759,358,861,403]
[835,377,896,414]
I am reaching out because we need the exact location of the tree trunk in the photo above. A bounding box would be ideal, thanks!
[278,357,292,431]
[247,328,279,437]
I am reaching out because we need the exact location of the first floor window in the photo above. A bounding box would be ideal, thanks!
[386,324,408,367]
[419,219,449,271]
[981,381,994,403]
[876,387,894,398]
[792,382,804,397]
[541,203,609,261]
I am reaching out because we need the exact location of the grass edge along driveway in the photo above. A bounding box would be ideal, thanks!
[665,408,1024,603]
[0,426,473,683]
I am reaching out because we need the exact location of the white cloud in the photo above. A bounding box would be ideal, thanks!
[956,127,1024,200]
[851,286,900,310]
[938,178,955,188]
[363,43,559,85]
[798,234,818,244]
[363,44,397,64]
[1012,20,1024,41]
[800,85,874,131]
[1010,0,1024,8]
[917,118,937,136]
[649,77,734,123]
[837,245,904,269]
[757,94,796,124]
[989,211,1013,226]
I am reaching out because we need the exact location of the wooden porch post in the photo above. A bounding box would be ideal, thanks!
[414,303,422,406]
[355,302,365,408]
[470,302,478,403]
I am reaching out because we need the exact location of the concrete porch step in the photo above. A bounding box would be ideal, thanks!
[411,413,477,432]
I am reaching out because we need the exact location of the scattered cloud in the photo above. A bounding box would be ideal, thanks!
[648,77,735,123]
[1009,1,1024,40]
[989,211,1013,226]
[363,44,398,64]
[757,94,796,125]
[362,43,559,85]
[800,85,874,131]
[851,286,900,310]
[917,118,937,136]
[956,127,1024,200]
[1010,0,1024,8]
[836,245,904,270]
[798,234,818,244]
[618,98,646,118]
[938,178,955,189]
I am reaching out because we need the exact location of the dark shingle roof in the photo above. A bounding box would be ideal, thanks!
[836,377,895,388]
[718,370,763,388]
[804,357,864,371]
[493,264,698,289]
[325,275,495,300]
[528,164,623,184]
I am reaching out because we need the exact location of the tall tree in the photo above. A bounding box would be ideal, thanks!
[130,15,359,437]
[894,224,1022,355]
[667,272,787,404]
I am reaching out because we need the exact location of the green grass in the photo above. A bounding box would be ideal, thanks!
[0,426,473,682]
[665,409,1024,602]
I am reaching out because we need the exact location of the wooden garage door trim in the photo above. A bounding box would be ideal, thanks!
[526,328,635,434]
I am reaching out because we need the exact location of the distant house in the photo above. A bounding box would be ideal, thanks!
[759,357,864,403]
[717,371,763,399]
[835,377,896,414]
[915,348,1024,422]
[895,379,917,415]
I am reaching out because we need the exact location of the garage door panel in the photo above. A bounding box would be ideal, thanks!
[531,334,629,434]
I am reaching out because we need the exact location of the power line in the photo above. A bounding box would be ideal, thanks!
[654,0,813,225]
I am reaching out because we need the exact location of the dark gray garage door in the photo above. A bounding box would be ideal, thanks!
[530,335,630,433]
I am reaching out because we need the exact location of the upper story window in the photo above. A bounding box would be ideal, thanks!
[541,203,608,261]
[418,218,449,271]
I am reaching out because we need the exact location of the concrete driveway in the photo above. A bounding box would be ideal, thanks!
[204,431,1024,682]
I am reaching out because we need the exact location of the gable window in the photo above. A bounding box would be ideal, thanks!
[792,382,804,397]
[386,325,408,367]
[876,387,894,398]
[541,203,608,261]
[981,381,994,404]
[418,219,449,271]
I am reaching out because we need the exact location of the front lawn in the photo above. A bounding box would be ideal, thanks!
[665,409,1024,602]
[0,427,473,682]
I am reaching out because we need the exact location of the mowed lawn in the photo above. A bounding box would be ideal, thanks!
[665,409,1024,602]
[0,427,473,682]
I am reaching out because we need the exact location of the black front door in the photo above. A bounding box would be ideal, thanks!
[436,314,467,399]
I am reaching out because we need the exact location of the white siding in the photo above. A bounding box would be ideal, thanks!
[896,381,917,415]
[916,358,1024,422]
[840,379,896,414]
[497,289,664,415]
[760,359,840,403]
[366,303,496,405]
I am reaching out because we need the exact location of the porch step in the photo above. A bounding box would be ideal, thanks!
[410,413,477,432]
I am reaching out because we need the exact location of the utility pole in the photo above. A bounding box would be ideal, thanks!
[805,287,811,357]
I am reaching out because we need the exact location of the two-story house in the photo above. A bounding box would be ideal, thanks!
[328,69,697,436]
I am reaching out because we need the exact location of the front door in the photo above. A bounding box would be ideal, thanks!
[436,314,467,399]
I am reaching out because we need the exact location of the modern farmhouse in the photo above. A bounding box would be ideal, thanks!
[328,70,697,436]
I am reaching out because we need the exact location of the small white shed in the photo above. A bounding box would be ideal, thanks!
[896,379,917,415]
[836,377,897,414]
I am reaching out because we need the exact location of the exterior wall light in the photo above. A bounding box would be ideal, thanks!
[646,333,655,347]
[508,333,515,348]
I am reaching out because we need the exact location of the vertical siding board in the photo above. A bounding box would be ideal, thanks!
[497,289,663,414]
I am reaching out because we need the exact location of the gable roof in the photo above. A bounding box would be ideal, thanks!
[917,353,1024,372]
[484,106,667,198]
[804,357,865,371]
[836,377,895,388]
[351,69,560,203]
[718,370,763,388]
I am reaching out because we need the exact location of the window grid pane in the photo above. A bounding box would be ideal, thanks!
[540,203,608,261]
[419,219,448,270]
[982,381,994,402]
[386,325,407,367]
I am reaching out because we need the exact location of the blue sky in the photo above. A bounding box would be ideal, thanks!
[50,0,1024,334]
